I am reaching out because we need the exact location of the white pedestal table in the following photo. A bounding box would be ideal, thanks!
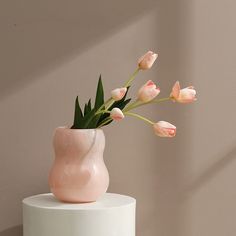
[23,193,136,236]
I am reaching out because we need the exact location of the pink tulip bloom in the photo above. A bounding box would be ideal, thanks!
[153,121,176,137]
[138,80,160,102]
[138,51,158,70]
[110,108,124,121]
[111,87,127,101]
[170,81,197,103]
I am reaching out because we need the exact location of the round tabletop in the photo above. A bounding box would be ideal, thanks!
[23,193,136,210]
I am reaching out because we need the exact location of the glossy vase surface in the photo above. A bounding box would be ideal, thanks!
[48,127,109,203]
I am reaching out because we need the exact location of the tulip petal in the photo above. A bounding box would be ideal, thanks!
[171,81,180,99]
[111,87,127,101]
[138,80,160,102]
[110,108,125,121]
[138,51,158,70]
[153,121,176,137]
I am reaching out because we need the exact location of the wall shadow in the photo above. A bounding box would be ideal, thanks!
[147,0,194,235]
[185,145,236,195]
[0,225,22,236]
[0,1,195,235]
[0,0,158,100]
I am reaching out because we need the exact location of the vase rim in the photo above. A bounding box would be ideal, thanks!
[56,126,103,131]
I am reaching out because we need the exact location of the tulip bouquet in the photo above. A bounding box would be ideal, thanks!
[71,51,196,137]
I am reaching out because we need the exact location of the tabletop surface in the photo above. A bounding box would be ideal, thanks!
[22,193,136,210]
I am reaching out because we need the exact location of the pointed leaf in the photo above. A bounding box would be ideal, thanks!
[94,75,104,110]
[82,108,97,128]
[88,99,92,112]
[71,96,83,129]
[84,103,89,116]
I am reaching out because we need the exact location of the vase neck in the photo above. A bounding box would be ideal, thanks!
[53,128,105,161]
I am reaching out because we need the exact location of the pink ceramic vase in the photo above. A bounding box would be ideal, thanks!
[48,127,109,203]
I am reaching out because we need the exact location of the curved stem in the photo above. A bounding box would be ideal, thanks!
[105,97,113,107]
[95,110,111,115]
[126,97,171,111]
[105,99,115,110]
[124,68,140,87]
[150,97,171,104]
[125,112,154,125]
[123,100,140,112]
[96,97,113,113]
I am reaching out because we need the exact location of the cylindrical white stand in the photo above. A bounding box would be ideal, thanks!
[23,193,136,236]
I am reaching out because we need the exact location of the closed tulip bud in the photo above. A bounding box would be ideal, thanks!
[111,87,127,101]
[138,80,160,102]
[138,51,158,70]
[110,108,124,121]
[153,121,176,137]
[170,81,197,103]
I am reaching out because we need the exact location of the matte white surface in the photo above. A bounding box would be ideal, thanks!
[23,193,136,236]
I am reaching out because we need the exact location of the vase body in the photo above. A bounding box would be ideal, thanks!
[48,127,109,203]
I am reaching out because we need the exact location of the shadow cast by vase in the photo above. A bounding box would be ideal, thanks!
[0,225,22,236]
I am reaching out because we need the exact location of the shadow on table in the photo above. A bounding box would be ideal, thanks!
[0,225,22,236]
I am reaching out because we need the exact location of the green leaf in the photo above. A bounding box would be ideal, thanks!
[83,98,92,117]
[87,114,102,128]
[82,108,97,128]
[118,98,132,109]
[94,75,104,110]
[88,99,92,111]
[84,103,87,116]
[71,96,83,129]
[71,76,107,129]
[84,103,89,116]
[97,117,112,127]
[84,76,105,128]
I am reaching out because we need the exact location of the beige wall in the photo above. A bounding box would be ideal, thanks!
[0,0,236,235]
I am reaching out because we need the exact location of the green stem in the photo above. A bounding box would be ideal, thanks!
[150,97,171,104]
[124,97,171,112]
[105,99,115,110]
[96,97,113,114]
[124,68,140,87]
[123,100,141,112]
[95,110,111,115]
[125,112,154,125]
[96,68,140,117]
[105,97,113,106]
[97,117,112,128]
